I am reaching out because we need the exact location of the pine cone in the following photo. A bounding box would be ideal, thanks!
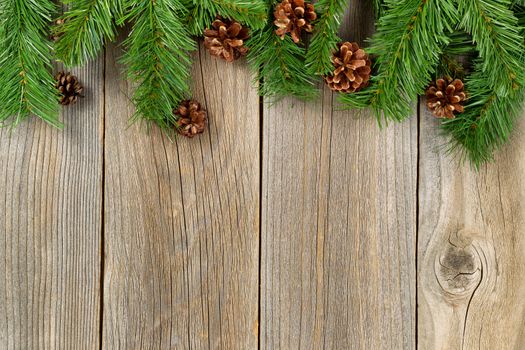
[55,72,83,106]
[324,42,372,93]
[274,0,317,43]
[174,100,207,138]
[204,17,250,62]
[426,78,466,119]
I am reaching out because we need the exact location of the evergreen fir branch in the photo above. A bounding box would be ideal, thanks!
[441,65,525,167]
[441,3,525,167]
[340,0,459,122]
[121,0,196,132]
[305,0,347,75]
[458,0,525,96]
[436,32,475,80]
[0,0,60,126]
[54,0,122,67]
[247,24,317,100]
[187,0,268,36]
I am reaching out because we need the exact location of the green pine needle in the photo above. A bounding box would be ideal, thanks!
[458,0,525,97]
[441,3,525,167]
[54,0,122,67]
[373,0,386,17]
[187,0,268,36]
[248,24,317,100]
[305,0,347,76]
[370,0,458,122]
[121,0,196,132]
[442,67,525,167]
[0,0,60,127]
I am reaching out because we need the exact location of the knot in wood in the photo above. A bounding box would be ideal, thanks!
[435,241,482,299]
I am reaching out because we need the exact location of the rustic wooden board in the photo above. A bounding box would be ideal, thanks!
[418,107,525,349]
[102,39,260,349]
[260,1,417,348]
[0,60,103,349]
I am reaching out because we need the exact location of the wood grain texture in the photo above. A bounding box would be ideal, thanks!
[102,39,260,349]
[260,1,417,348]
[418,107,525,349]
[0,60,103,349]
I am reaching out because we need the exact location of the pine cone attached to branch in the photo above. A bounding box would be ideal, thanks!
[324,42,372,93]
[174,100,207,138]
[55,72,83,106]
[426,78,466,119]
[274,0,317,43]
[204,17,250,62]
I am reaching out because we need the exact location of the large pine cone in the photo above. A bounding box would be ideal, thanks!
[426,78,466,119]
[274,0,317,43]
[204,17,250,62]
[175,100,207,138]
[55,72,83,105]
[324,42,372,93]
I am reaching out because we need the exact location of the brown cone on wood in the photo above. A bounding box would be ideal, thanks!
[274,0,317,43]
[55,71,83,106]
[324,42,372,93]
[175,100,207,138]
[204,17,250,62]
[426,78,466,119]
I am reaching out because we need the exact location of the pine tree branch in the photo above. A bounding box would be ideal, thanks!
[340,0,459,122]
[121,0,195,132]
[512,0,525,8]
[247,21,317,100]
[305,0,346,75]
[436,31,475,79]
[0,0,60,126]
[458,0,525,96]
[187,0,268,36]
[54,0,122,67]
[441,3,525,167]
[441,66,525,167]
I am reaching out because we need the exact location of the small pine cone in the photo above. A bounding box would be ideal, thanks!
[55,72,83,106]
[175,100,207,138]
[426,78,466,119]
[324,42,372,93]
[274,0,317,43]
[204,17,250,62]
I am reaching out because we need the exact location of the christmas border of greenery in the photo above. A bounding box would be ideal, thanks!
[1,0,525,167]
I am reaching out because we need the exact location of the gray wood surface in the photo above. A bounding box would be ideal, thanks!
[418,107,525,349]
[260,1,417,348]
[0,59,103,349]
[102,39,260,349]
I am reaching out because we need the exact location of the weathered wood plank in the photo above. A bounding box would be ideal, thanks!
[0,60,103,349]
[102,39,260,349]
[260,1,417,348]
[418,107,525,349]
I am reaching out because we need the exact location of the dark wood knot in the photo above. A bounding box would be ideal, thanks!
[434,230,482,299]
